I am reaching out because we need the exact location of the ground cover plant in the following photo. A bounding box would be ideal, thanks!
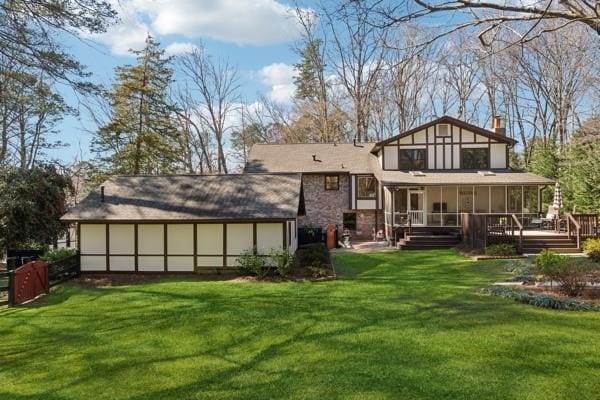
[1,250,600,399]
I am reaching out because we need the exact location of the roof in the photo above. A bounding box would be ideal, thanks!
[372,167,554,187]
[371,115,517,154]
[245,142,375,174]
[61,173,303,222]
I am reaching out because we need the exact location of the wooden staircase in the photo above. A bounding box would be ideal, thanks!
[520,234,581,254]
[397,232,461,250]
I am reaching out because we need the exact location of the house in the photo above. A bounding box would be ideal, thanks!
[61,174,303,272]
[64,116,582,273]
[246,115,554,243]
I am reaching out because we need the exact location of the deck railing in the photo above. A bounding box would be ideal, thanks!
[484,214,523,252]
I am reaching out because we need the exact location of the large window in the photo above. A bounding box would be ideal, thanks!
[357,176,377,199]
[461,148,489,169]
[325,175,339,190]
[399,149,426,170]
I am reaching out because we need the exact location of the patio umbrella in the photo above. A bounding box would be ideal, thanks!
[552,182,563,212]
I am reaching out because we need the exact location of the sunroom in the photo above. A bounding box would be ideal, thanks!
[380,171,555,230]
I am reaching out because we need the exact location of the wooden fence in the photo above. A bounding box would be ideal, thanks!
[461,213,523,253]
[13,261,49,305]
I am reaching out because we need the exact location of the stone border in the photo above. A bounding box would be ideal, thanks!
[472,255,528,261]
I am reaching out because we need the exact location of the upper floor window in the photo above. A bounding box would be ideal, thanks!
[357,176,377,199]
[325,175,339,190]
[399,149,426,170]
[461,148,489,169]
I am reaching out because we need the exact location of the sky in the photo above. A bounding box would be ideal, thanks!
[53,0,312,163]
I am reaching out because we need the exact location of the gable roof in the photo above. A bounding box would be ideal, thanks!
[61,173,303,222]
[245,142,375,174]
[371,115,517,154]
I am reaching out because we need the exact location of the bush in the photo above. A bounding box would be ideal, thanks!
[482,287,599,311]
[307,265,329,278]
[555,260,599,297]
[235,248,268,278]
[40,248,77,263]
[295,243,329,268]
[485,244,517,256]
[269,248,295,277]
[583,238,600,263]
[535,250,568,284]
[504,260,537,283]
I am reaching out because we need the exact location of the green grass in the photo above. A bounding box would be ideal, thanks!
[1,250,599,399]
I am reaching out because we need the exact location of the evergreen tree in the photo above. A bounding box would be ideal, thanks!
[527,136,561,209]
[93,36,179,175]
[560,118,600,213]
[294,39,323,100]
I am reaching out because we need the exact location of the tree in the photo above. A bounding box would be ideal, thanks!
[0,165,72,251]
[560,117,600,213]
[93,36,179,175]
[0,61,71,168]
[324,1,387,142]
[375,0,600,46]
[0,0,116,90]
[180,47,241,174]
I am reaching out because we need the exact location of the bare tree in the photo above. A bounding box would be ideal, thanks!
[375,0,600,47]
[180,47,241,174]
[324,1,388,142]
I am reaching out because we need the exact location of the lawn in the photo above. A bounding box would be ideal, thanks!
[1,250,599,400]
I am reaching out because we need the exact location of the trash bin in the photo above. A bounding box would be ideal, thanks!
[326,224,337,250]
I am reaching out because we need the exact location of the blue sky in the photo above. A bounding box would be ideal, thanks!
[53,0,312,163]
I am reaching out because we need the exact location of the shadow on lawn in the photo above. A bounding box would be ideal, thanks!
[1,250,599,399]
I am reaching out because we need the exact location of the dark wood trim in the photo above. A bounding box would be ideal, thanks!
[252,223,257,254]
[222,224,227,268]
[66,218,297,224]
[488,138,492,169]
[163,224,168,272]
[282,222,287,251]
[348,174,353,209]
[76,222,81,252]
[134,224,138,272]
[105,223,110,272]
[193,224,198,270]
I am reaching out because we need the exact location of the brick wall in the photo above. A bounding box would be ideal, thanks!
[297,174,382,239]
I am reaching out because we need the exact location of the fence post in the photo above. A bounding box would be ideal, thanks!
[7,271,14,306]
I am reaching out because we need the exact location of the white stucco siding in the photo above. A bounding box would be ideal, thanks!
[452,145,460,169]
[196,256,223,267]
[462,130,474,142]
[427,146,435,169]
[80,255,106,271]
[109,224,134,255]
[138,224,164,255]
[138,256,164,272]
[80,224,106,254]
[227,223,254,255]
[167,224,194,255]
[383,145,398,169]
[256,223,283,254]
[197,224,223,255]
[167,256,194,272]
[110,256,135,271]
[357,199,376,209]
[413,130,426,144]
[490,143,507,168]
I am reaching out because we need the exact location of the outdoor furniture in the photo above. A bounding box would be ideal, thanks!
[540,205,559,230]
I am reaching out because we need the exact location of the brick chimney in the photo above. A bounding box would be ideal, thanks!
[492,116,505,136]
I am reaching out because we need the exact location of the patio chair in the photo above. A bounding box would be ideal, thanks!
[540,205,559,230]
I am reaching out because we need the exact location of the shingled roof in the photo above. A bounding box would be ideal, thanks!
[62,174,303,221]
[245,142,375,174]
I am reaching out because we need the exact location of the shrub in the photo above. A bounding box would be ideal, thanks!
[583,238,600,262]
[555,260,599,297]
[269,248,295,277]
[307,265,329,278]
[504,259,537,283]
[40,248,77,263]
[482,287,599,311]
[485,244,517,256]
[536,250,568,284]
[295,243,329,268]
[235,248,268,278]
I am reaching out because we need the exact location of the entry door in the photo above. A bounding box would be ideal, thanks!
[408,190,425,225]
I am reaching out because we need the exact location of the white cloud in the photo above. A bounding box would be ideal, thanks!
[164,42,199,56]
[93,0,306,54]
[259,63,297,103]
